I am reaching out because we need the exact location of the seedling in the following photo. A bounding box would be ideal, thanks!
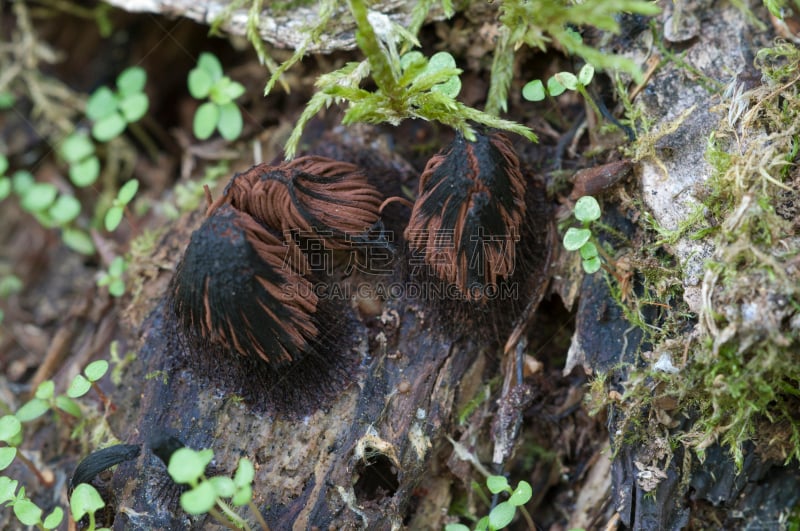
[70,483,107,531]
[445,475,533,531]
[104,179,138,231]
[563,196,603,273]
[167,447,267,530]
[86,66,149,142]
[523,63,595,102]
[188,52,246,141]
[97,256,128,297]
[0,476,64,530]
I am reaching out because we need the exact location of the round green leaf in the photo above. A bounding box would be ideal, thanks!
[563,227,592,251]
[221,80,245,102]
[69,155,100,187]
[35,380,55,400]
[67,374,92,398]
[180,481,217,515]
[197,52,223,81]
[488,500,515,529]
[0,447,17,470]
[444,525,470,531]
[578,63,595,86]
[522,79,546,101]
[486,475,510,494]
[475,516,489,531]
[70,483,105,521]
[0,415,21,443]
[217,102,243,141]
[14,498,43,526]
[85,360,109,382]
[431,75,461,98]
[508,481,532,506]
[104,205,124,232]
[109,278,126,297]
[427,51,456,72]
[93,112,127,142]
[43,506,64,529]
[546,76,566,97]
[0,153,8,175]
[574,195,601,222]
[231,484,252,506]
[400,51,424,71]
[119,93,149,122]
[60,133,95,163]
[86,86,118,121]
[0,91,15,109]
[168,448,214,484]
[208,476,235,498]
[554,71,578,91]
[233,458,254,488]
[193,102,220,140]
[0,177,10,201]
[583,256,602,274]
[62,228,96,255]
[55,395,82,418]
[12,170,34,196]
[579,241,598,260]
[117,66,147,96]
[0,476,19,504]
[49,195,81,225]
[109,256,127,276]
[117,179,139,204]
[188,68,213,99]
[15,398,49,422]
[21,183,57,212]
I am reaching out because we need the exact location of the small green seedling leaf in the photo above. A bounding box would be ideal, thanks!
[168,448,214,484]
[62,228,96,255]
[70,483,105,521]
[119,92,149,122]
[180,480,216,515]
[198,52,224,81]
[217,102,243,141]
[93,112,127,142]
[21,183,58,213]
[508,481,532,506]
[563,227,592,251]
[55,396,82,418]
[0,154,8,175]
[105,206,124,232]
[67,374,92,398]
[488,500,515,529]
[118,179,138,204]
[69,155,100,187]
[0,447,17,470]
[15,398,49,423]
[13,498,43,526]
[0,476,19,503]
[86,87,118,121]
[0,178,10,201]
[208,476,235,498]
[220,79,245,102]
[583,256,602,274]
[109,256,127,276]
[578,64,595,86]
[35,381,55,400]
[522,79,546,101]
[486,475,510,494]
[12,170,34,196]
[554,71,578,91]
[85,360,109,382]
[547,76,566,97]
[49,195,81,225]
[188,68,213,99]
[574,196,601,222]
[579,241,598,260]
[61,134,94,163]
[42,506,64,529]
[444,524,470,531]
[194,102,220,140]
[233,458,254,488]
[117,66,147,96]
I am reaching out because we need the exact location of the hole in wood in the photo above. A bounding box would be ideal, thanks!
[353,447,399,502]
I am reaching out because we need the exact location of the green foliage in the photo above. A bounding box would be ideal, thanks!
[167,447,264,529]
[487,0,660,115]
[86,66,149,142]
[188,52,246,141]
[563,196,603,273]
[97,256,128,297]
[61,132,100,187]
[70,483,107,531]
[0,476,64,530]
[104,179,138,231]
[445,476,533,531]
[282,0,536,159]
[523,63,595,101]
